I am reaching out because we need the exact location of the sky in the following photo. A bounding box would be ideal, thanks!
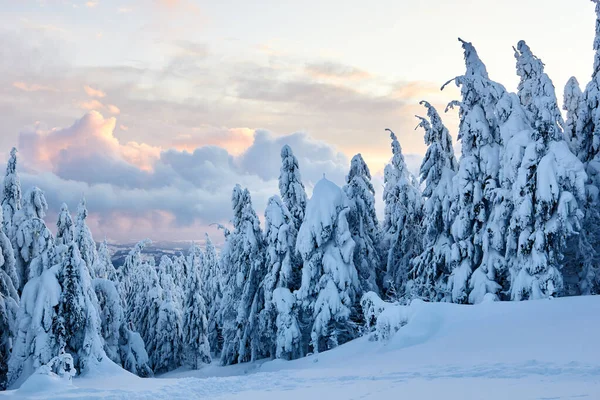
[0,0,597,244]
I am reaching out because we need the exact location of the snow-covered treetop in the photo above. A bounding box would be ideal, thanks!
[76,197,89,226]
[386,129,409,176]
[514,40,564,138]
[593,0,600,74]
[56,203,74,246]
[346,154,374,191]
[279,145,307,230]
[416,101,458,198]
[231,184,261,233]
[2,147,22,228]
[296,177,348,255]
[22,186,48,220]
[6,148,17,176]
[563,77,583,153]
[417,101,457,169]
[459,38,489,79]
[564,77,583,112]
[120,238,151,278]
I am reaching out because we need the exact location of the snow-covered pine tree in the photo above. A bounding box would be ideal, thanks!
[0,208,18,390]
[564,77,584,155]
[8,264,62,388]
[93,239,117,282]
[158,255,183,310]
[381,129,423,299]
[279,145,308,232]
[118,324,153,378]
[55,204,74,248]
[220,185,266,365]
[185,243,204,291]
[128,257,162,370]
[410,101,458,302]
[93,249,151,376]
[202,234,223,356]
[259,196,301,359]
[508,41,587,300]
[153,265,183,373]
[296,177,360,354]
[442,38,506,303]
[343,154,382,295]
[74,198,98,279]
[577,0,600,171]
[182,246,211,369]
[54,243,105,373]
[564,3,600,295]
[1,148,21,241]
[272,287,302,360]
[93,278,123,365]
[118,238,151,314]
[13,187,56,292]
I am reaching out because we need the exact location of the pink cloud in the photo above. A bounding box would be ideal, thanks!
[78,99,105,111]
[107,104,120,114]
[13,81,58,93]
[83,85,106,98]
[19,111,160,172]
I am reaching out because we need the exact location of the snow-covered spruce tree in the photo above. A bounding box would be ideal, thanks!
[259,196,301,359]
[8,264,62,388]
[0,208,19,390]
[272,287,302,360]
[279,145,308,232]
[74,198,98,279]
[93,251,151,376]
[1,148,21,241]
[564,77,583,155]
[128,258,162,370]
[13,187,56,293]
[185,243,204,291]
[94,239,117,282]
[343,154,383,295]
[296,177,360,354]
[55,204,74,248]
[577,0,600,170]
[158,255,183,309]
[153,264,183,373]
[381,129,423,299]
[118,238,151,314]
[410,101,458,302]
[54,243,105,374]
[565,3,600,295]
[202,233,223,355]
[515,41,565,134]
[118,324,153,378]
[182,248,211,369]
[442,38,506,303]
[93,278,123,365]
[220,185,266,365]
[508,41,587,300]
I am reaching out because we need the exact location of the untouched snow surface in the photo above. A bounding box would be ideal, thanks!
[3,295,600,399]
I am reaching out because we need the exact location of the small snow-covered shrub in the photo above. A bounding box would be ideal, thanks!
[360,292,409,341]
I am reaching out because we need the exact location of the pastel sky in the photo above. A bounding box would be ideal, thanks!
[0,0,597,243]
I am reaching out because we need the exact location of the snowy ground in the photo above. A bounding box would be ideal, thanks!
[3,296,600,400]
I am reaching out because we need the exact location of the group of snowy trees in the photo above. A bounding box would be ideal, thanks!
[0,150,216,387]
[209,6,600,364]
[2,1,600,388]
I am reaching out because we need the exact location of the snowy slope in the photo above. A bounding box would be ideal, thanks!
[3,295,600,400]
